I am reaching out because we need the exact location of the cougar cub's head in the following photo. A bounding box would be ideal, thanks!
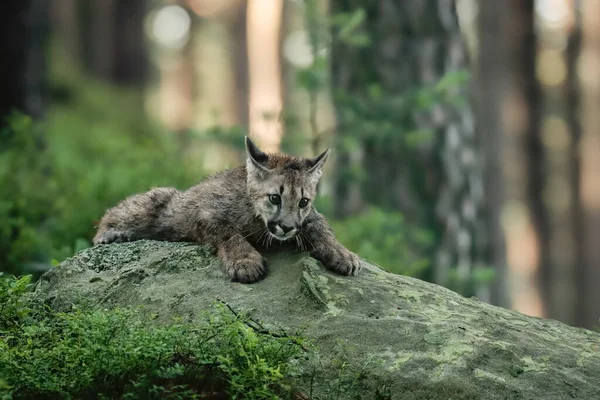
[245,136,329,241]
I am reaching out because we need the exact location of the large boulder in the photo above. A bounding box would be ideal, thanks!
[37,240,600,399]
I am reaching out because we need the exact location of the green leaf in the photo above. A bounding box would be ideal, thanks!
[339,9,366,39]
[434,70,470,93]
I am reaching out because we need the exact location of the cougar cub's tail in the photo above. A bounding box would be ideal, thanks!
[93,187,179,245]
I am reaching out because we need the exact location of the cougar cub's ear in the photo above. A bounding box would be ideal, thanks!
[307,148,330,182]
[245,136,270,178]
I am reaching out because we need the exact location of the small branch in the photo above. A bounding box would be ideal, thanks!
[216,298,308,351]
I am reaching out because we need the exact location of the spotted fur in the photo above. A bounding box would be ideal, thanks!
[93,137,362,283]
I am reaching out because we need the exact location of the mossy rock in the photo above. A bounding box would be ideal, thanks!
[37,240,600,399]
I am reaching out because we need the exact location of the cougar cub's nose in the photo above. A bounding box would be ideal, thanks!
[279,224,294,234]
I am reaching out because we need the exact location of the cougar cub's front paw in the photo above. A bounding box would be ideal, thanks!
[225,254,268,284]
[319,247,362,276]
[93,229,131,245]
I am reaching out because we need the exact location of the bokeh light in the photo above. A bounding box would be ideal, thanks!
[283,31,314,68]
[537,49,566,86]
[150,5,191,50]
[541,116,570,150]
[536,0,570,30]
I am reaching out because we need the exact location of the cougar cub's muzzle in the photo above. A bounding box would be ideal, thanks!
[267,221,298,241]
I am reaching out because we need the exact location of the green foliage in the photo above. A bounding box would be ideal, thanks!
[0,82,201,274]
[446,267,497,298]
[333,70,470,154]
[0,275,35,334]
[0,275,303,399]
[330,9,371,47]
[330,208,433,277]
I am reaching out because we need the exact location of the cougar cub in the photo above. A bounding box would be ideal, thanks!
[93,137,362,283]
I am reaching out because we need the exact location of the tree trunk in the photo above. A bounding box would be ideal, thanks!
[331,0,487,295]
[86,0,147,86]
[578,0,600,329]
[499,0,547,318]
[233,0,249,130]
[247,0,284,152]
[566,1,587,328]
[538,0,581,326]
[475,1,511,307]
[52,0,81,67]
[89,0,115,82]
[513,1,548,312]
[113,1,148,85]
[0,0,49,126]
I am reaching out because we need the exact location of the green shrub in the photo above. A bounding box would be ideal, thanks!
[0,274,35,333]
[0,82,202,274]
[329,207,433,277]
[0,275,303,399]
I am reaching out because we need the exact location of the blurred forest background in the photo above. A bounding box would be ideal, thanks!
[0,0,598,330]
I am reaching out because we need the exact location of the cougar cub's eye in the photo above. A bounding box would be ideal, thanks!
[269,194,281,205]
[298,198,309,208]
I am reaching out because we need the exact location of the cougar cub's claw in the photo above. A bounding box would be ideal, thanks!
[93,229,131,245]
[324,248,362,276]
[226,256,268,284]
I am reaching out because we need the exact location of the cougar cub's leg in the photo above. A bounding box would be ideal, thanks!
[217,235,267,283]
[93,187,178,245]
[303,212,362,276]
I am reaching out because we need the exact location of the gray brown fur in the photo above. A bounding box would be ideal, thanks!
[93,137,362,283]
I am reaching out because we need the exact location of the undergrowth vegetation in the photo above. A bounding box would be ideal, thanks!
[0,274,304,399]
[0,100,201,275]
